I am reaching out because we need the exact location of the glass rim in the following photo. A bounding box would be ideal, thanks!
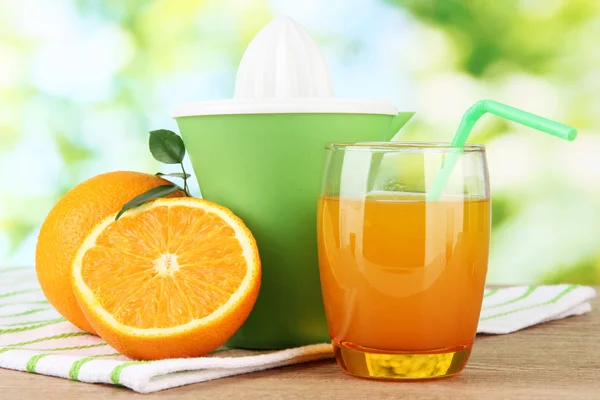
[325,141,486,152]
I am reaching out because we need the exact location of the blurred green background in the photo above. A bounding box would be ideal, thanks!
[1,0,599,284]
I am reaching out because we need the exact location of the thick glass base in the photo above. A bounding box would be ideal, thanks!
[333,340,471,380]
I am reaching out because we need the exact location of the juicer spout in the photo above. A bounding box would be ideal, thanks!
[386,112,415,141]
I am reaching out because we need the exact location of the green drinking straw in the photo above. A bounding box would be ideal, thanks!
[426,99,577,201]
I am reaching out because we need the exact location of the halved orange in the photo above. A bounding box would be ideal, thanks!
[71,197,261,360]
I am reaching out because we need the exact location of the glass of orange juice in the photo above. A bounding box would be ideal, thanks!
[317,142,491,380]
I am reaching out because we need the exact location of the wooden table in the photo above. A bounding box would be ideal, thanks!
[1,290,598,399]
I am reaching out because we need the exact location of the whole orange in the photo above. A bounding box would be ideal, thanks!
[35,171,184,334]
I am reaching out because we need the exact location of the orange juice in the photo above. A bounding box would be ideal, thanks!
[317,193,490,377]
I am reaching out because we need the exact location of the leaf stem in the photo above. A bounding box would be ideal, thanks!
[180,162,190,196]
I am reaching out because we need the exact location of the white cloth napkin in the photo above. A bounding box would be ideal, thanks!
[478,284,596,334]
[0,267,595,393]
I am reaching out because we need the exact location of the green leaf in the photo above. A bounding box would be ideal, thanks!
[155,172,191,179]
[149,129,185,164]
[115,184,181,220]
